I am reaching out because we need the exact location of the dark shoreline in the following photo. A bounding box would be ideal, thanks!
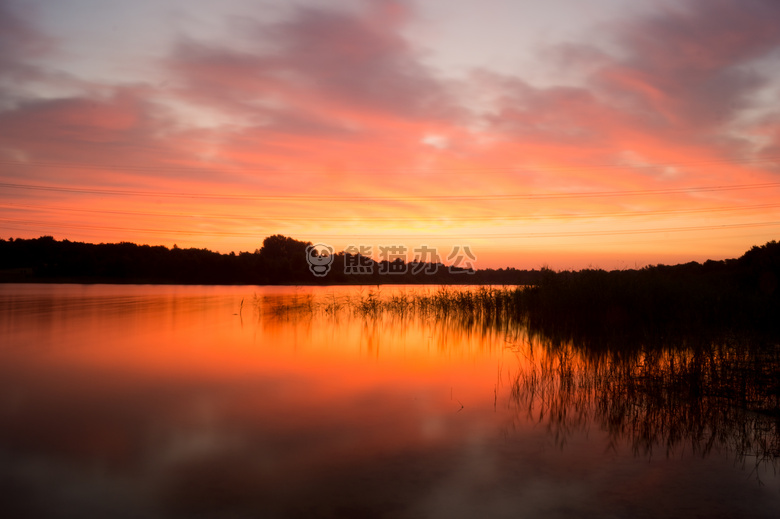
[0,235,540,285]
[2,235,779,338]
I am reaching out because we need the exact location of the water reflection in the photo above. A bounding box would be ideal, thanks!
[0,284,779,518]
[507,341,780,477]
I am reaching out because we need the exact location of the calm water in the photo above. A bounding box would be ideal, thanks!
[0,284,778,518]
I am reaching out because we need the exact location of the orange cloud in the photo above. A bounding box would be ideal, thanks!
[1,0,779,268]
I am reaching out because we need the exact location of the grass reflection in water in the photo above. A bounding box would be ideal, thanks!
[257,286,780,482]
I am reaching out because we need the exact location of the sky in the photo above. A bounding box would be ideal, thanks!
[1,0,779,270]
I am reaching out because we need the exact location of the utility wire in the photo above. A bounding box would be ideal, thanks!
[0,154,778,174]
[2,217,778,239]
[1,201,779,221]
[2,180,780,201]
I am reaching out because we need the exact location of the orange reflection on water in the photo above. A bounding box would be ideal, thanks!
[0,285,512,465]
[1,284,778,518]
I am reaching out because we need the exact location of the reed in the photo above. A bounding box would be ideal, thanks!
[255,282,779,349]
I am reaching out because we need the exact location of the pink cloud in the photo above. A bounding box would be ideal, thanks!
[596,0,780,133]
[1,90,169,167]
[1,0,779,265]
[479,0,780,185]
[0,0,54,84]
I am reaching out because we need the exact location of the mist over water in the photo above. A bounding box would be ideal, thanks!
[1,284,778,518]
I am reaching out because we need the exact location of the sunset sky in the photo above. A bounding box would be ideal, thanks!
[1,0,779,269]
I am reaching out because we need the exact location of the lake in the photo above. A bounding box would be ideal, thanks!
[1,284,778,518]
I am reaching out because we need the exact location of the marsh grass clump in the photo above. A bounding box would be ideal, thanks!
[339,286,523,324]
[252,286,530,344]
[252,292,318,319]
[254,283,780,358]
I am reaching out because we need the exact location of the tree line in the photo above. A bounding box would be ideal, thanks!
[0,234,541,285]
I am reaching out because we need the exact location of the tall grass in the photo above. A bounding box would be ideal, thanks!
[254,286,524,325]
[253,283,779,351]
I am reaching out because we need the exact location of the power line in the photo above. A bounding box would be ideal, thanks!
[2,217,778,239]
[0,218,265,237]
[1,201,779,221]
[2,180,780,201]
[0,154,777,174]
